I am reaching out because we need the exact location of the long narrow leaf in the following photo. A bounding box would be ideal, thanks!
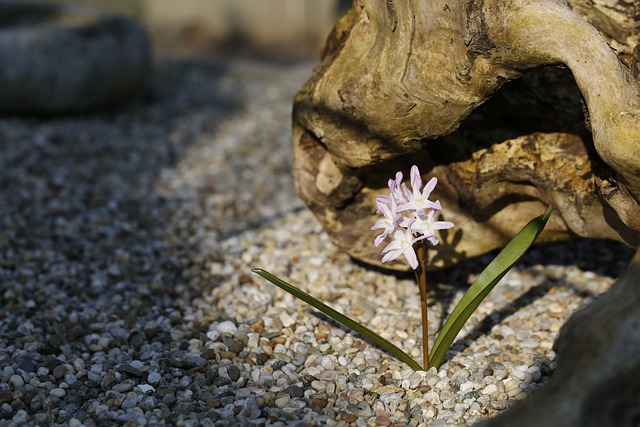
[251,268,423,371]
[429,206,552,369]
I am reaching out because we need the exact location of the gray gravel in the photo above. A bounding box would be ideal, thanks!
[0,57,634,426]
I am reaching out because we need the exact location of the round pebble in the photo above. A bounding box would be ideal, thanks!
[50,388,66,398]
[147,372,162,385]
[9,375,24,388]
[216,321,238,335]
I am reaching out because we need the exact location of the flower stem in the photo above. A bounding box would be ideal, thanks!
[414,240,430,371]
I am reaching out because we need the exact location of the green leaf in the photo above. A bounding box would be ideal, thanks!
[428,206,552,369]
[251,268,423,371]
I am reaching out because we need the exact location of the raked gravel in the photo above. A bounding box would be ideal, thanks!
[0,58,635,427]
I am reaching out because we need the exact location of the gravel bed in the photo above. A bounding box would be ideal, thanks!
[0,57,634,426]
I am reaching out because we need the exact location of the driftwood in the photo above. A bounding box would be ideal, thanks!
[292,0,640,270]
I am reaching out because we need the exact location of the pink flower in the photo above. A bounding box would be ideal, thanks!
[388,171,406,204]
[381,228,420,269]
[371,195,401,247]
[398,165,441,214]
[373,164,454,269]
[408,209,454,246]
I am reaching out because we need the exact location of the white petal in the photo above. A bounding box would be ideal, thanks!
[410,165,422,191]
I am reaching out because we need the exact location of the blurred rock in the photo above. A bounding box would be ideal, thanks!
[0,1,150,114]
[477,249,640,427]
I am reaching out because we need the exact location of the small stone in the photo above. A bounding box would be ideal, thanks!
[256,353,270,365]
[311,380,326,391]
[459,381,475,393]
[17,360,36,373]
[311,398,328,409]
[503,378,519,392]
[375,415,392,426]
[341,412,358,423]
[129,332,145,351]
[2,366,14,380]
[284,385,304,398]
[482,384,498,395]
[162,393,177,406]
[548,302,564,314]
[214,377,231,387]
[216,321,238,335]
[112,382,134,393]
[147,372,162,385]
[226,366,241,382]
[12,409,28,423]
[223,337,244,354]
[52,365,67,379]
[185,357,208,369]
[110,326,129,338]
[50,388,66,398]
[9,375,24,388]
[0,403,13,419]
[138,384,155,394]
[121,397,139,409]
[118,364,143,378]
[188,339,203,351]
[395,319,410,330]
[275,396,290,408]
[72,359,85,372]
[489,362,508,380]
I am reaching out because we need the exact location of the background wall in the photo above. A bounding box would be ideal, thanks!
[30,0,351,59]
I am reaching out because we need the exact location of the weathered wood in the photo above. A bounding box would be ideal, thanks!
[293,0,640,270]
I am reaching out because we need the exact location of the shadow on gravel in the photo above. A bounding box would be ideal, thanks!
[431,238,634,366]
[0,57,309,424]
[350,237,634,369]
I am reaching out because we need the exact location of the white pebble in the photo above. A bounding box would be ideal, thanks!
[459,381,475,393]
[320,356,334,370]
[482,384,498,395]
[512,370,528,381]
[521,339,539,349]
[503,378,519,391]
[311,380,326,391]
[216,320,238,335]
[138,384,155,394]
[548,302,564,313]
[275,396,290,408]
